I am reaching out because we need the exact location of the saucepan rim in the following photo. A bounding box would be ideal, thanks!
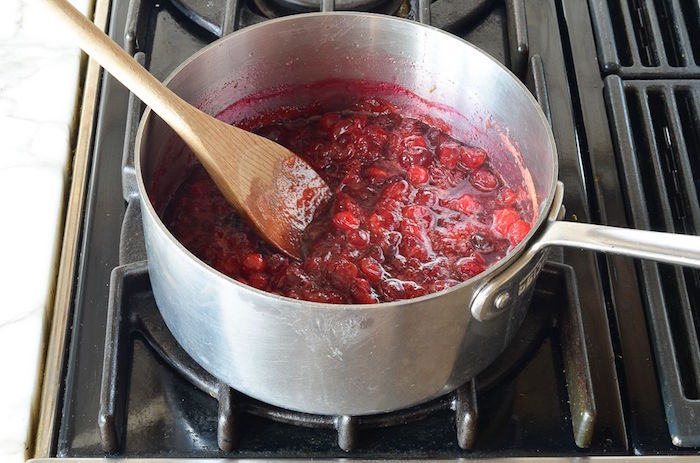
[134,11,559,310]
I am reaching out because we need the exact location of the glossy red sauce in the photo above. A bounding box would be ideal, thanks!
[163,98,533,303]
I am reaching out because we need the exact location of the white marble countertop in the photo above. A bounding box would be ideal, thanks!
[0,0,90,461]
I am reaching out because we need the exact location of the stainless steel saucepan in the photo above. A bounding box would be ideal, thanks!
[135,12,700,416]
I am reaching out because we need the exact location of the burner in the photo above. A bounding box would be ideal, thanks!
[98,259,590,453]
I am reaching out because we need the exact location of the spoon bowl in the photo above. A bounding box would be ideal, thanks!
[45,0,331,258]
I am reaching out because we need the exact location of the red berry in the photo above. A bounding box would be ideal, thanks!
[350,278,379,304]
[359,257,384,283]
[399,146,432,169]
[493,208,520,237]
[331,118,360,140]
[470,168,499,192]
[382,179,409,199]
[248,272,269,290]
[437,142,460,168]
[498,188,517,206]
[443,194,478,215]
[367,213,386,233]
[508,220,531,246]
[403,134,427,150]
[347,229,370,248]
[456,254,486,278]
[363,125,389,145]
[381,279,406,299]
[403,281,426,299]
[414,189,438,206]
[460,146,487,170]
[332,211,360,230]
[407,166,429,186]
[399,235,429,261]
[242,252,266,272]
[365,165,389,184]
[400,220,423,238]
[403,205,433,229]
[334,192,363,217]
[331,260,359,289]
[329,144,355,162]
[428,166,457,188]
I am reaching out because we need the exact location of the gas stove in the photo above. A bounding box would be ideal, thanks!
[30,0,700,461]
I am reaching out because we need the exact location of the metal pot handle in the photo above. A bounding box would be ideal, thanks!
[533,221,700,269]
[471,181,700,321]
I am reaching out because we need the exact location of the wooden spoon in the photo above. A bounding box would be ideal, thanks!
[45,0,331,259]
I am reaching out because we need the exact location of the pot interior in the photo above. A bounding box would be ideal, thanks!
[139,12,557,255]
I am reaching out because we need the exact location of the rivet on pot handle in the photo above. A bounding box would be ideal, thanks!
[472,181,700,321]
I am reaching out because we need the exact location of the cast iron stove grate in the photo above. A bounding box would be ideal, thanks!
[604,77,700,446]
[98,260,594,453]
[588,0,700,78]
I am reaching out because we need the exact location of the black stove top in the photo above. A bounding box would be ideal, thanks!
[50,0,700,458]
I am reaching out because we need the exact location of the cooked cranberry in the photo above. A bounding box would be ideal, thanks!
[398,146,432,169]
[403,281,426,298]
[403,134,427,150]
[428,166,458,189]
[350,278,379,303]
[460,146,487,170]
[347,229,370,248]
[163,98,533,304]
[382,179,409,199]
[508,220,531,246]
[366,245,385,263]
[365,165,389,184]
[329,144,354,163]
[402,205,433,229]
[248,272,269,290]
[381,279,406,299]
[442,194,478,215]
[493,208,520,237]
[242,252,266,272]
[266,253,288,272]
[456,254,486,278]
[334,192,363,216]
[414,189,437,206]
[359,257,384,282]
[407,166,429,186]
[332,211,360,230]
[399,235,429,261]
[331,260,359,289]
[437,142,460,168]
[425,127,447,146]
[470,168,499,192]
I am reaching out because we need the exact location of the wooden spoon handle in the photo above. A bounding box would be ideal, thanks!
[44,0,202,146]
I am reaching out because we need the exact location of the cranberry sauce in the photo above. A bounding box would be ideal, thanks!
[163,99,533,304]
